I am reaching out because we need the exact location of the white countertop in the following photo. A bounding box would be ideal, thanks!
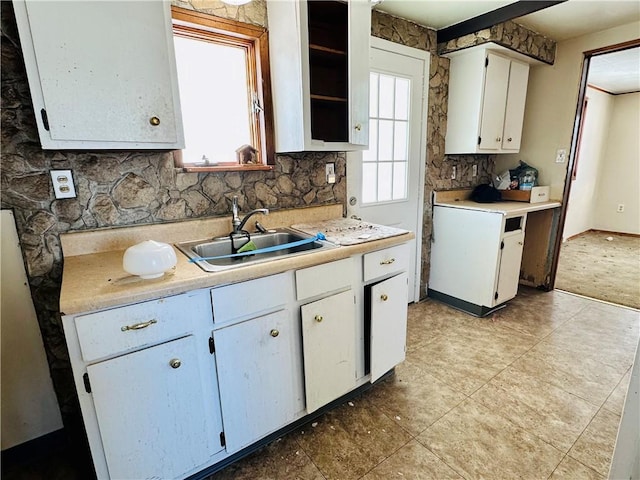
[434,199,561,215]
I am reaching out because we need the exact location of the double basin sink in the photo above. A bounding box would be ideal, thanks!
[176,228,337,272]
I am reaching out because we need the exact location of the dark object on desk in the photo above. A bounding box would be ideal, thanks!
[470,184,502,203]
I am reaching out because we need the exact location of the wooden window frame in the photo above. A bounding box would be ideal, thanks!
[171,6,275,172]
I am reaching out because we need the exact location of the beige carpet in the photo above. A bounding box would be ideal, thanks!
[556,230,640,309]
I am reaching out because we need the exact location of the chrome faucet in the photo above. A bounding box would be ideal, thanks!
[231,196,269,233]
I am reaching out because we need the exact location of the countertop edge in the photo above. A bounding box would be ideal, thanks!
[60,232,415,316]
[434,200,561,215]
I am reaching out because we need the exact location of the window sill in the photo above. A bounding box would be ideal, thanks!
[180,164,274,173]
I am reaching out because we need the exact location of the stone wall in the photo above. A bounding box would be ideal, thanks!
[0,1,344,429]
[438,19,556,64]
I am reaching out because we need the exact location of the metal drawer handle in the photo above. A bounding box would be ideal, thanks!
[121,319,157,332]
[315,315,323,323]
[380,258,395,265]
[270,329,279,338]
[169,358,181,369]
[381,294,388,301]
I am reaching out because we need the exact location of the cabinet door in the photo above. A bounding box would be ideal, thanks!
[214,310,300,453]
[301,289,356,413]
[478,53,510,150]
[370,273,408,382]
[495,231,525,305]
[347,0,370,146]
[501,61,530,151]
[87,336,215,480]
[15,1,183,149]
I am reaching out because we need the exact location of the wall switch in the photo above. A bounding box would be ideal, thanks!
[555,149,567,163]
[451,165,456,180]
[472,164,478,177]
[50,169,77,199]
[326,163,336,184]
[617,204,625,213]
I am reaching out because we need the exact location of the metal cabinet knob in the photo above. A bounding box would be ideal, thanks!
[169,358,181,369]
[270,329,279,338]
[507,137,513,142]
[315,315,323,323]
[496,137,501,142]
[149,116,160,126]
[354,123,362,131]
[380,294,388,301]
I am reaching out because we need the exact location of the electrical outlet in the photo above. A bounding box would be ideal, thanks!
[325,163,336,184]
[555,149,567,163]
[617,204,625,213]
[472,164,478,177]
[50,169,77,199]
[451,165,456,180]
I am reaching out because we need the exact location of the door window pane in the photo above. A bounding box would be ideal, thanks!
[362,72,411,205]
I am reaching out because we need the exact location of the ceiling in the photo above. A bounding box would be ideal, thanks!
[374,0,640,94]
[588,47,640,94]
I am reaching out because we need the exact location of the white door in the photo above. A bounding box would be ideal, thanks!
[495,231,525,305]
[301,289,356,413]
[478,53,510,151]
[88,336,214,480]
[370,273,408,382]
[347,37,429,302]
[214,310,299,453]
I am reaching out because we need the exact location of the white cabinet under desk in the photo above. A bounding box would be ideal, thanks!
[428,191,561,316]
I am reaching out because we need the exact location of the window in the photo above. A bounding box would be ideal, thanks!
[362,72,410,204]
[171,7,274,171]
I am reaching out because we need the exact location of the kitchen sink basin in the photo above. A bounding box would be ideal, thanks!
[176,228,337,272]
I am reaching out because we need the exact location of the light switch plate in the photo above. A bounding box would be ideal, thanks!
[555,149,567,163]
[50,169,77,199]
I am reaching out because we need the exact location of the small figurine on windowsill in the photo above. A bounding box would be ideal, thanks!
[236,144,259,165]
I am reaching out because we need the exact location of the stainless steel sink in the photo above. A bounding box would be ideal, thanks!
[176,228,337,272]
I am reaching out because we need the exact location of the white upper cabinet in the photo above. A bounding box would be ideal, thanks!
[13,0,184,150]
[267,0,370,152]
[444,44,532,155]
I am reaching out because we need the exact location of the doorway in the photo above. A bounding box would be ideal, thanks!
[554,42,640,308]
[347,37,429,303]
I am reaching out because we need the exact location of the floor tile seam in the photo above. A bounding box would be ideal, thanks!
[355,436,415,480]
[564,453,609,480]
[460,395,570,459]
[564,403,619,477]
[408,393,470,439]
[290,436,330,480]
[555,290,640,313]
[545,452,569,479]
[411,435,470,480]
[600,367,633,415]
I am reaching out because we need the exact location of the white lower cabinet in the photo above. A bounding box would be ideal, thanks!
[213,309,301,453]
[370,273,408,382]
[88,335,216,480]
[301,289,357,413]
[65,243,410,479]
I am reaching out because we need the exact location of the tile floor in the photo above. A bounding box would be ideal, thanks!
[209,287,639,480]
[3,287,637,480]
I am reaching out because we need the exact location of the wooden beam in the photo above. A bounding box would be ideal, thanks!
[437,1,567,44]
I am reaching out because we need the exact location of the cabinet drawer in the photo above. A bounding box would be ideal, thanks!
[363,243,410,282]
[75,291,210,363]
[212,272,292,325]
[296,258,354,301]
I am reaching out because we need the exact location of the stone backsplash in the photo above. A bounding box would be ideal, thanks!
[0,1,343,427]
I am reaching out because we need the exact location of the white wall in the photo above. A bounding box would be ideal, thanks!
[563,87,613,240]
[1,210,63,450]
[496,21,640,200]
[594,92,640,234]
